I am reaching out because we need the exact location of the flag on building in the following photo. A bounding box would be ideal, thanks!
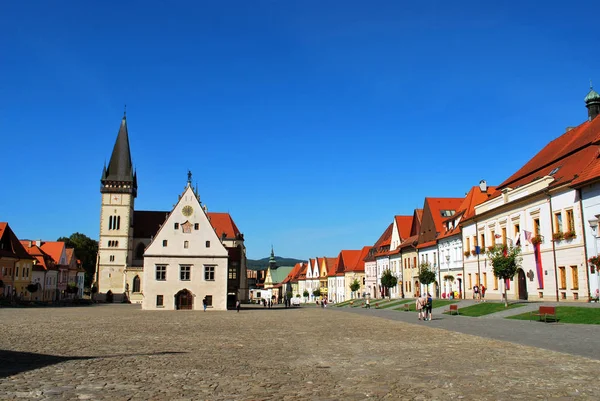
[523,230,532,244]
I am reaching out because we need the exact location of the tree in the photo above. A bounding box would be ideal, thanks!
[303,290,309,299]
[380,269,398,300]
[312,288,321,298]
[349,279,360,298]
[418,263,436,295]
[57,232,98,288]
[487,245,522,307]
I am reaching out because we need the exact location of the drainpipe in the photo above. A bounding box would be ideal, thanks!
[547,190,560,302]
[577,188,592,300]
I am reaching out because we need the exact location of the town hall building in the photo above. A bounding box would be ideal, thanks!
[95,114,247,309]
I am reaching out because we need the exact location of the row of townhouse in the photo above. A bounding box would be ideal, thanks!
[0,222,85,301]
[363,86,600,302]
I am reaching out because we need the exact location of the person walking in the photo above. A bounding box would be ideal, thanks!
[473,285,479,302]
[424,293,433,321]
[366,298,370,309]
[416,296,425,320]
[202,297,207,312]
[480,284,486,302]
[236,300,240,312]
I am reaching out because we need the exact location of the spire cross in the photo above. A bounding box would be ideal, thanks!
[124,104,127,117]
[591,79,594,90]
[187,170,192,184]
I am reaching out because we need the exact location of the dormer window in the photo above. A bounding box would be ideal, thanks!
[174,223,179,230]
[549,166,561,176]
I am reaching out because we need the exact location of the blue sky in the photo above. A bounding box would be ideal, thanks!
[1,1,598,259]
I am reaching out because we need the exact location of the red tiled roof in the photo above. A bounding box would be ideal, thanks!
[416,240,437,249]
[425,197,463,233]
[207,212,241,238]
[20,242,55,271]
[438,186,497,240]
[40,241,66,266]
[297,263,308,280]
[499,118,600,190]
[0,223,33,260]
[373,223,394,257]
[335,249,362,276]
[570,149,600,187]
[325,257,337,276]
[283,262,304,283]
[394,215,413,241]
[399,234,419,249]
[346,246,372,273]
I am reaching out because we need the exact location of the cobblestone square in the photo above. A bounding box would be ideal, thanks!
[1,304,599,400]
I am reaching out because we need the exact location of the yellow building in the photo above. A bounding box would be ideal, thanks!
[0,222,34,299]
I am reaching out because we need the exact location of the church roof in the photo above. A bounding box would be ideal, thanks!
[102,116,135,184]
[133,210,241,240]
[269,266,294,284]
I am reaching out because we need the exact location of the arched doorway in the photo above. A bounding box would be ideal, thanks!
[175,289,193,310]
[517,269,528,300]
[132,275,141,293]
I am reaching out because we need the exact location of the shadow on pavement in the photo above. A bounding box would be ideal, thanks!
[0,350,186,378]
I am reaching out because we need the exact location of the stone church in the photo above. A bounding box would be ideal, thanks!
[95,114,247,309]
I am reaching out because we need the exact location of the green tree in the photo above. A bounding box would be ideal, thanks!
[380,269,398,300]
[349,279,360,298]
[57,232,98,288]
[418,263,436,295]
[303,290,309,299]
[487,245,522,307]
[27,283,40,294]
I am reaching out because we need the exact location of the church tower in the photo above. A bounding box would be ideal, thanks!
[96,113,137,297]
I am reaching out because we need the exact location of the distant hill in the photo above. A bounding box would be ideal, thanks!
[247,256,304,269]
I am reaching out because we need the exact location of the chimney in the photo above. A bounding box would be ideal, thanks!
[566,126,576,132]
[28,240,32,247]
[479,180,487,193]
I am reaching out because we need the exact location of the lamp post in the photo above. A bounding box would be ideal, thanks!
[445,254,451,298]
[588,218,599,298]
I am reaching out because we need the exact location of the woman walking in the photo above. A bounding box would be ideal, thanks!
[416,296,425,320]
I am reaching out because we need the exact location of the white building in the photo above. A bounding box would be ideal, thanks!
[142,183,231,310]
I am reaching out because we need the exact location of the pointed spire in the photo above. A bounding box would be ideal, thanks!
[585,80,600,121]
[101,113,137,196]
[269,246,277,269]
[187,170,192,187]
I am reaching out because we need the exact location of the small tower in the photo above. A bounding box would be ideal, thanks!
[585,82,600,121]
[97,113,137,296]
[268,246,278,270]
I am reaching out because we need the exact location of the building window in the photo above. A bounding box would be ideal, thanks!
[466,237,471,253]
[514,223,520,239]
[554,212,563,233]
[132,275,141,293]
[16,266,19,277]
[156,295,163,307]
[135,243,145,259]
[482,272,487,289]
[174,223,179,230]
[533,218,540,237]
[479,233,486,250]
[180,265,191,281]
[558,266,566,290]
[194,223,199,230]
[184,241,189,249]
[162,240,168,247]
[566,209,575,232]
[206,241,210,248]
[204,265,215,281]
[494,275,498,290]
[501,227,507,246]
[490,230,495,247]
[205,295,213,306]
[571,266,579,290]
[228,266,237,280]
[109,255,115,262]
[468,273,472,289]
[156,265,166,281]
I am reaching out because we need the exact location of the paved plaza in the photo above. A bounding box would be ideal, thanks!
[1,305,600,400]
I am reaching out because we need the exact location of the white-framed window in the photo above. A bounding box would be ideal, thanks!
[156,265,166,281]
[184,241,189,249]
[204,265,215,281]
[180,265,191,281]
[156,295,164,307]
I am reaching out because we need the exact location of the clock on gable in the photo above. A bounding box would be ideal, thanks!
[182,205,194,217]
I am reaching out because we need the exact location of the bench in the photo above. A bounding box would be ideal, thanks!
[446,304,459,315]
[530,306,557,323]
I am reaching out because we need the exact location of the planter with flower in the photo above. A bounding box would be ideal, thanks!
[487,246,495,252]
[531,235,543,245]
[471,250,477,256]
[464,251,471,258]
[589,255,600,275]
[552,232,564,241]
[563,230,577,240]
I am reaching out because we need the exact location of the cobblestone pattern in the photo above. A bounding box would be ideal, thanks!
[1,304,599,400]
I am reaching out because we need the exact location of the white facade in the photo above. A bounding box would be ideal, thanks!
[375,255,389,298]
[31,270,46,301]
[364,260,376,298]
[464,179,588,302]
[327,275,337,302]
[580,183,600,299]
[389,253,402,298]
[335,275,345,302]
[142,185,230,310]
[437,234,463,298]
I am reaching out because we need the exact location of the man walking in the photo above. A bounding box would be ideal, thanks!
[236,300,240,313]
[202,297,207,312]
